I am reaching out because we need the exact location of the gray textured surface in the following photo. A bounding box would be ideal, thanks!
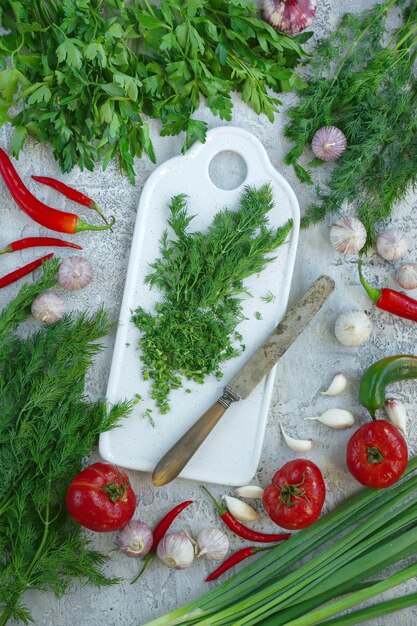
[1,0,417,624]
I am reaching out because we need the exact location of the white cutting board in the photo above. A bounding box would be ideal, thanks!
[99,126,300,485]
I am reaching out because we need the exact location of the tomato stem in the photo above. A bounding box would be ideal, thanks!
[367,446,384,464]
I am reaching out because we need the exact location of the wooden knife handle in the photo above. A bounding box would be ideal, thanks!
[152,389,238,486]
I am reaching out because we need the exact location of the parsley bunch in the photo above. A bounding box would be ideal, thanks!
[132,184,292,414]
[0,260,131,625]
[0,0,309,182]
[284,0,417,244]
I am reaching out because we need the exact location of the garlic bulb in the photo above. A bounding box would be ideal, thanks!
[261,0,317,36]
[224,495,260,522]
[396,263,417,290]
[321,373,347,396]
[235,485,264,499]
[116,521,153,558]
[330,217,366,255]
[58,256,93,290]
[306,408,355,429]
[196,528,229,561]
[385,398,407,436]
[31,292,65,324]
[377,229,408,262]
[312,126,347,162]
[335,311,372,347]
[156,532,194,570]
[280,423,313,453]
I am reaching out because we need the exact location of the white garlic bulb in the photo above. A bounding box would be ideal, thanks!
[330,217,366,255]
[224,495,260,522]
[385,398,407,436]
[235,485,264,499]
[321,373,347,396]
[377,229,408,262]
[196,528,229,561]
[156,532,194,570]
[58,256,93,291]
[31,292,65,324]
[306,408,355,429]
[395,263,417,290]
[312,126,347,161]
[335,311,372,347]
[280,423,313,453]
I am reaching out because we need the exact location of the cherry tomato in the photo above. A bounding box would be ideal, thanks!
[262,459,326,530]
[346,420,408,488]
[66,462,136,532]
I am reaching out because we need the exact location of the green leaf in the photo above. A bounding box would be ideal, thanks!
[108,22,124,38]
[101,83,125,97]
[84,43,107,68]
[109,112,120,139]
[10,126,27,156]
[0,105,10,125]
[0,68,28,102]
[27,84,52,104]
[56,39,83,69]
[175,23,188,49]
[216,43,228,64]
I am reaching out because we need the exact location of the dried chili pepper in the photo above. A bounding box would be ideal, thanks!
[0,253,54,289]
[31,176,109,225]
[0,237,82,255]
[205,545,274,582]
[131,500,193,583]
[359,261,417,323]
[0,148,114,234]
[202,487,291,543]
[359,355,417,418]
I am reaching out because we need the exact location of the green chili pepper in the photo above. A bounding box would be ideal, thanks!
[359,355,417,418]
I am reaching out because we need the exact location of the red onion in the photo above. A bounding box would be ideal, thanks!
[261,0,317,36]
[116,521,153,558]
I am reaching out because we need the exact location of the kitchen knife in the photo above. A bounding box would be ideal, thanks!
[152,275,335,486]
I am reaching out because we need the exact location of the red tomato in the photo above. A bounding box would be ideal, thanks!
[66,462,136,532]
[262,459,326,530]
[346,420,408,488]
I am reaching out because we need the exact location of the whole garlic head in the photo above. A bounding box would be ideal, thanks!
[335,311,372,347]
[156,532,194,570]
[196,528,229,561]
[330,217,366,255]
[395,263,417,290]
[377,229,408,262]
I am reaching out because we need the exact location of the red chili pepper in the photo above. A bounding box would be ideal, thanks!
[0,253,54,289]
[205,545,274,582]
[31,176,109,225]
[131,500,193,584]
[0,148,114,234]
[202,486,291,543]
[359,261,417,323]
[0,237,82,255]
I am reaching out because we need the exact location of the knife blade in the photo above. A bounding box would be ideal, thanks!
[152,275,335,486]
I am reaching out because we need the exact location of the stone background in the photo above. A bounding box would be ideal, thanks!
[1,1,417,624]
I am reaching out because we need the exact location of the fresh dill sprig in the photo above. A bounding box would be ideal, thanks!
[0,269,132,625]
[284,0,417,244]
[132,184,292,414]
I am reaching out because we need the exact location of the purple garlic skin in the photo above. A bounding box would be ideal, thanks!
[312,126,347,162]
[261,0,317,36]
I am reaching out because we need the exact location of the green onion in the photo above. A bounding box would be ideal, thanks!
[314,591,417,626]
[142,457,417,626]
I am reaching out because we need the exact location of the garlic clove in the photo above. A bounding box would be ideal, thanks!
[156,532,195,570]
[335,310,372,347]
[385,398,407,437]
[261,0,317,36]
[376,229,408,262]
[321,373,347,396]
[224,495,260,522]
[58,256,93,291]
[311,126,347,162]
[306,408,355,429]
[235,485,264,499]
[395,263,417,291]
[330,217,366,255]
[280,423,313,453]
[31,292,65,324]
[196,528,229,561]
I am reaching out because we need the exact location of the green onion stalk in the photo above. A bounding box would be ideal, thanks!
[142,457,417,626]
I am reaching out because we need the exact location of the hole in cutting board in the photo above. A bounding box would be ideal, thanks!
[208,151,248,190]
